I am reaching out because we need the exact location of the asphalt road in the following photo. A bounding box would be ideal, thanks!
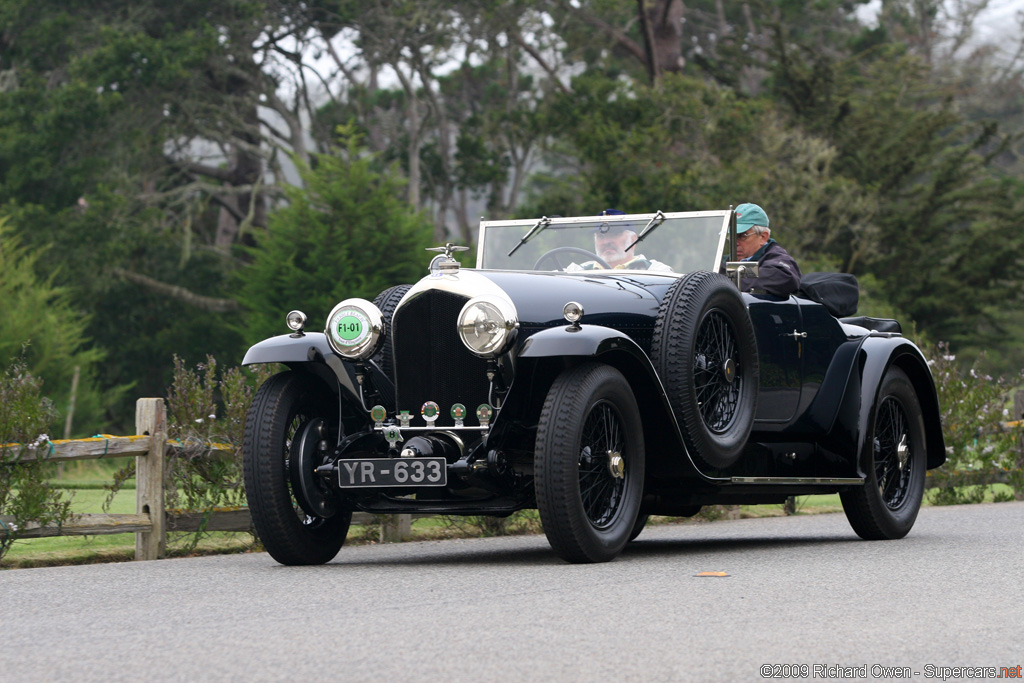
[2,502,1022,683]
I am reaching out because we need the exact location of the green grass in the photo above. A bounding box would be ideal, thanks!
[4,480,1018,569]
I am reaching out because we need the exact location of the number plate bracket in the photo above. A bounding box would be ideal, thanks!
[336,457,448,489]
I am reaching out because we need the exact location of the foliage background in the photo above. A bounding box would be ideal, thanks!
[0,0,1022,433]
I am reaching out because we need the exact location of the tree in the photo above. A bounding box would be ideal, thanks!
[0,218,115,434]
[0,0,344,427]
[235,132,435,342]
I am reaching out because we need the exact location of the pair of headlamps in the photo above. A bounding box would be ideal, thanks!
[311,295,519,360]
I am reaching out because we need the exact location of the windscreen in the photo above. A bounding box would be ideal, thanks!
[476,211,730,275]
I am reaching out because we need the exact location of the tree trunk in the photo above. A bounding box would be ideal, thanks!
[394,64,421,210]
[644,0,685,75]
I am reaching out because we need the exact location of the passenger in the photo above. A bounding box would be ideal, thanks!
[574,209,673,272]
[729,203,801,296]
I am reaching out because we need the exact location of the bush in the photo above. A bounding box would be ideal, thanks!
[926,342,1024,504]
[0,357,73,563]
[105,355,272,552]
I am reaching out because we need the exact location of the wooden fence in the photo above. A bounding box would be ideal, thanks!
[3,397,1022,562]
[1,398,411,561]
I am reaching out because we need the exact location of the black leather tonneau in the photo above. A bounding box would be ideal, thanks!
[797,272,859,317]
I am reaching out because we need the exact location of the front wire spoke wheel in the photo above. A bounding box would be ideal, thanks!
[243,371,352,565]
[578,402,625,528]
[535,363,645,563]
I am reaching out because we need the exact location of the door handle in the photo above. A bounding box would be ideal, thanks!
[788,329,807,340]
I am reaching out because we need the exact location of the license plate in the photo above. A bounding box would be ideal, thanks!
[336,457,447,488]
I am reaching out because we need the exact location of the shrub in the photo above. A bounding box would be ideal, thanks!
[0,357,73,563]
[162,355,274,550]
[105,355,272,552]
[926,342,1024,504]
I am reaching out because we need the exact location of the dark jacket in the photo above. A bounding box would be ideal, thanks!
[729,239,801,297]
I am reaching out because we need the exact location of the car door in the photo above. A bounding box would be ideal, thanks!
[746,295,804,423]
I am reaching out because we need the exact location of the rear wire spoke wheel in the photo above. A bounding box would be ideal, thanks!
[650,271,758,470]
[841,367,926,540]
[243,371,351,565]
[535,363,645,563]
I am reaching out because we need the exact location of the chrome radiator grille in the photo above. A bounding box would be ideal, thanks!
[392,290,491,418]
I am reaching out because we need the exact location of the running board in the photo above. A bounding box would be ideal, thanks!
[730,477,864,485]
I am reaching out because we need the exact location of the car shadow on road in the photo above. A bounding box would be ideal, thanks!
[620,533,861,559]
[302,531,862,569]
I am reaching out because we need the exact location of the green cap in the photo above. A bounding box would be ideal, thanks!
[735,203,769,234]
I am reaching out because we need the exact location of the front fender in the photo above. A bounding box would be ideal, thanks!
[517,324,719,482]
[519,324,645,359]
[242,332,366,406]
[242,332,335,365]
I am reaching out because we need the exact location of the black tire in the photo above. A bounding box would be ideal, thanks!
[243,371,352,565]
[372,284,412,381]
[535,363,645,563]
[650,271,758,470]
[628,513,650,542]
[841,367,926,540]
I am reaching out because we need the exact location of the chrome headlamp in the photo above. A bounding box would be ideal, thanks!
[325,298,385,360]
[457,295,519,358]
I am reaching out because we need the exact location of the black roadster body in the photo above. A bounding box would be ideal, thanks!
[241,210,945,564]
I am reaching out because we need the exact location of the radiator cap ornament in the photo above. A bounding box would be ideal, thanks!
[427,243,469,276]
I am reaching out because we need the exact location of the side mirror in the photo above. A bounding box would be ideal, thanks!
[724,262,759,290]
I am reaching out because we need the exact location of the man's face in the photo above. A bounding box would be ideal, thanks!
[736,228,769,260]
[594,228,635,267]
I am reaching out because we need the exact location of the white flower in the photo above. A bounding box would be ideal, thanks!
[943,354,956,362]
[195,418,204,424]
[208,413,216,420]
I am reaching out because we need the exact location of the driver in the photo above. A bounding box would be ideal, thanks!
[570,209,672,272]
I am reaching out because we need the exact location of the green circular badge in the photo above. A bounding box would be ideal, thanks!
[476,403,493,423]
[332,309,370,347]
[451,403,466,420]
[370,405,387,422]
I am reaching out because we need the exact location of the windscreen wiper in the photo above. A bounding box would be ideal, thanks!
[624,210,665,252]
[507,216,551,258]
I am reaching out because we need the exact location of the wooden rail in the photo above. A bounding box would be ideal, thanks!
[1,399,409,561]
[3,396,1020,561]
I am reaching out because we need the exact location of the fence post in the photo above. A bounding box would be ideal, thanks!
[380,514,412,542]
[135,398,167,560]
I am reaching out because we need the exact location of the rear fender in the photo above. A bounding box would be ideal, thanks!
[847,337,946,474]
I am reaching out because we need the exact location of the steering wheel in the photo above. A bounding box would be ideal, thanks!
[534,247,611,271]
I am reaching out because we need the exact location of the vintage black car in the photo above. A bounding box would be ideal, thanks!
[241,210,945,565]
